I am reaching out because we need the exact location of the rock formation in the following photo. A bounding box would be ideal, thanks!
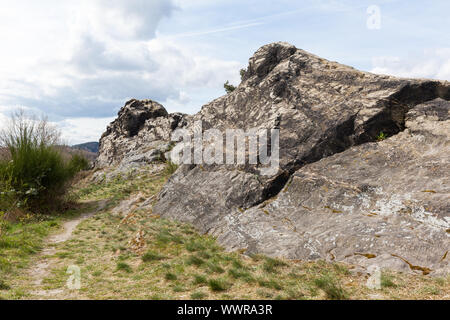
[96,99,188,169]
[97,42,450,275]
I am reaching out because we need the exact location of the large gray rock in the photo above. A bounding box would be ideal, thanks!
[205,99,449,275]
[98,42,450,274]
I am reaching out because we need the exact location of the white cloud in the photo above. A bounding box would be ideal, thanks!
[57,117,116,145]
[0,0,243,142]
[371,48,450,81]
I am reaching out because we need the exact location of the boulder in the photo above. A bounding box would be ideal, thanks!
[96,99,189,168]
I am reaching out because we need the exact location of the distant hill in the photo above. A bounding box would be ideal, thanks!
[72,142,99,153]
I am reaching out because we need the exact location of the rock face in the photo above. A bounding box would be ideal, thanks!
[206,98,449,275]
[98,42,450,274]
[96,99,189,169]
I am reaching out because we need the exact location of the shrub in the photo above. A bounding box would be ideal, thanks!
[224,81,236,94]
[68,153,90,173]
[0,111,86,213]
[240,68,246,81]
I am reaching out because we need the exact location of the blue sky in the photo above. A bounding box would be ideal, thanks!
[0,0,449,144]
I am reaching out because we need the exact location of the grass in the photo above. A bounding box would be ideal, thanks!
[186,255,205,267]
[191,291,207,300]
[228,268,252,281]
[263,257,287,273]
[2,163,449,300]
[257,278,283,290]
[208,278,231,292]
[193,274,208,285]
[165,272,178,281]
[314,275,348,300]
[116,262,132,273]
[381,272,397,288]
[164,161,179,175]
[142,251,165,262]
[0,280,11,290]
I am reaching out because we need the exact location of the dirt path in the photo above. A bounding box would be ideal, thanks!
[27,200,108,299]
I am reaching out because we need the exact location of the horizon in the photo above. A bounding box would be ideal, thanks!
[0,0,449,144]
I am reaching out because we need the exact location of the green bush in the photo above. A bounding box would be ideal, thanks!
[0,111,87,213]
[224,81,236,94]
[240,68,246,81]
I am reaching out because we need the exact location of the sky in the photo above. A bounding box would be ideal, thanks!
[0,0,449,144]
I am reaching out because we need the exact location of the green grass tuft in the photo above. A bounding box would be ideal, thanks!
[142,251,165,262]
[381,273,397,288]
[257,278,283,290]
[208,278,231,292]
[0,280,11,291]
[314,275,348,300]
[116,262,132,273]
[263,257,287,273]
[193,274,208,285]
[191,291,207,300]
[165,272,178,281]
[186,255,205,267]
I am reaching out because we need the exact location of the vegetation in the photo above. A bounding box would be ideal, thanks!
[314,274,349,300]
[0,111,89,215]
[240,68,246,81]
[381,272,397,288]
[1,163,448,300]
[164,160,178,175]
[224,81,236,94]
[376,131,387,141]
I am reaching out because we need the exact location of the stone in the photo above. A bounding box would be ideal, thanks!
[96,99,188,168]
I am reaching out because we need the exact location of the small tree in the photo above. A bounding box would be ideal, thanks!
[224,81,236,94]
[240,68,246,81]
